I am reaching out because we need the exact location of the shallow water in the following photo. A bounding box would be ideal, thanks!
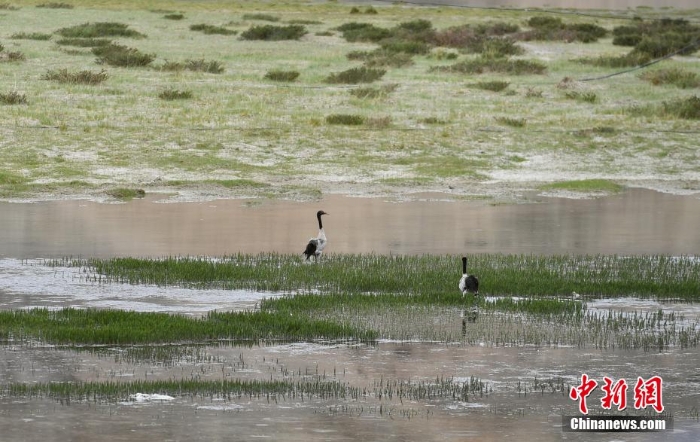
[1,189,700,258]
[1,342,698,441]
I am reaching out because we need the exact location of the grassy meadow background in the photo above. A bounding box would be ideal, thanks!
[0,0,699,201]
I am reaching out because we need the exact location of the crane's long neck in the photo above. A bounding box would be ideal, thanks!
[462,257,467,275]
[317,213,324,230]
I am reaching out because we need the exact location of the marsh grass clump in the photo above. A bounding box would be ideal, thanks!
[10,32,52,40]
[347,49,414,68]
[36,2,73,8]
[56,37,112,48]
[264,69,300,82]
[57,22,146,39]
[326,114,364,125]
[496,116,526,127]
[0,51,25,62]
[576,52,651,68]
[0,91,27,105]
[42,68,108,85]
[242,13,280,22]
[190,24,237,35]
[639,67,700,88]
[325,66,386,84]
[184,58,224,73]
[336,22,393,43]
[158,88,192,100]
[349,83,398,99]
[64,253,700,299]
[520,16,607,43]
[661,95,700,119]
[612,18,700,57]
[470,81,509,92]
[106,188,145,200]
[436,56,546,75]
[0,307,375,344]
[240,24,307,41]
[92,43,154,67]
[163,13,184,20]
[565,91,597,103]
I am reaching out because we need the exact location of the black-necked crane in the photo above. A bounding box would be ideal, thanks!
[303,210,328,261]
[459,256,479,296]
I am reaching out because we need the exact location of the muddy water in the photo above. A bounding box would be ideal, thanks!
[1,189,699,258]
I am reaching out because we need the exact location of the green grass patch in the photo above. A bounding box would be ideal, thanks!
[106,188,145,200]
[324,66,385,84]
[0,91,27,104]
[435,56,546,75]
[264,70,300,82]
[10,32,52,40]
[0,308,375,345]
[240,24,307,41]
[542,179,622,193]
[56,22,145,39]
[190,24,237,35]
[92,43,154,67]
[242,13,280,22]
[55,37,112,48]
[468,81,509,92]
[42,68,108,85]
[326,114,364,125]
[61,253,700,300]
[639,68,700,89]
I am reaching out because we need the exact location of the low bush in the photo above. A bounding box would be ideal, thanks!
[325,66,386,84]
[240,24,307,40]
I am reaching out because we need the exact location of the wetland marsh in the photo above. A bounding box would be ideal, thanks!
[2,0,700,440]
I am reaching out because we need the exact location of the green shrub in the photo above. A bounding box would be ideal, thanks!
[0,51,25,62]
[264,69,300,81]
[92,43,154,67]
[184,58,224,73]
[565,91,597,103]
[436,56,546,75]
[0,91,27,104]
[326,114,364,125]
[56,37,112,47]
[336,22,392,42]
[347,49,414,68]
[242,13,280,22]
[190,24,237,35]
[324,66,386,84]
[577,52,651,68]
[240,24,307,40]
[639,68,700,88]
[158,88,192,100]
[107,188,145,200]
[36,2,72,8]
[42,68,108,85]
[496,116,526,127]
[662,95,700,119]
[349,83,398,99]
[469,81,510,92]
[57,22,146,39]
[11,32,52,40]
[379,39,430,55]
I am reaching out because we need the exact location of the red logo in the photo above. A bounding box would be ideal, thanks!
[570,374,664,414]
